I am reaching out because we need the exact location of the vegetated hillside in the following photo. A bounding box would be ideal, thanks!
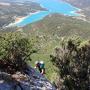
[0,32,56,90]
[0,13,90,86]
[23,14,90,39]
[63,0,90,19]
[20,14,90,81]
[51,37,90,90]
[0,1,45,28]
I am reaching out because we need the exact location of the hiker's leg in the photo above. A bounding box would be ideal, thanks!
[17,83,24,90]
[13,82,23,90]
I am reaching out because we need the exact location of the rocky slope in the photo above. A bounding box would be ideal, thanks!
[0,66,56,90]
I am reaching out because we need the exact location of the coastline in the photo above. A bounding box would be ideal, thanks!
[6,11,41,27]
[16,11,42,23]
[5,0,84,28]
[6,9,84,28]
[75,9,85,17]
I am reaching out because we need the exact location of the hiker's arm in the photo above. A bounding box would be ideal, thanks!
[41,69,44,75]
[34,65,38,69]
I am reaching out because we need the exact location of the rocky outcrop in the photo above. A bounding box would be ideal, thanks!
[0,66,56,90]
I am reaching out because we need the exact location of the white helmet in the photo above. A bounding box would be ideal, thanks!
[35,61,39,64]
[40,61,44,64]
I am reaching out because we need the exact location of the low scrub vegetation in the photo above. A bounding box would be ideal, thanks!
[0,32,37,74]
[51,37,90,90]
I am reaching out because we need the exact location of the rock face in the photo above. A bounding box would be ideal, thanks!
[0,66,56,90]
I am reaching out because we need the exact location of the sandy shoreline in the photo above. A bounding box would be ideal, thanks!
[15,17,25,22]
[15,11,41,23]
[6,11,41,27]
[75,9,85,17]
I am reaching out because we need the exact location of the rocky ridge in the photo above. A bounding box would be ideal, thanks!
[0,66,56,90]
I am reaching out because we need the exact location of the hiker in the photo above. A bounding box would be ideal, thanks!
[34,61,45,75]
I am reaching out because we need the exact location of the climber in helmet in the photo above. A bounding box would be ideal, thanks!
[34,61,45,75]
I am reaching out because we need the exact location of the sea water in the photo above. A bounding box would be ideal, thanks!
[16,0,80,27]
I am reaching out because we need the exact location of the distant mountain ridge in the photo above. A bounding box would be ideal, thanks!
[62,0,90,8]
[62,0,90,20]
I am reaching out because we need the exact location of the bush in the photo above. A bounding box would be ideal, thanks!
[51,37,90,90]
[0,32,37,74]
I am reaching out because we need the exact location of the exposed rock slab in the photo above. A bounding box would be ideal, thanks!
[0,66,56,90]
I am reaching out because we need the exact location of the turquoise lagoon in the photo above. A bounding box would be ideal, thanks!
[16,0,80,27]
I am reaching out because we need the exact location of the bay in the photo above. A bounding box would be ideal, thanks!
[16,0,80,27]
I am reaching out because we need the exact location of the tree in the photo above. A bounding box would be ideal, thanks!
[0,32,37,74]
[50,37,90,90]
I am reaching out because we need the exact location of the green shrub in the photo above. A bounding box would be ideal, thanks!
[0,32,37,74]
[51,37,90,90]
